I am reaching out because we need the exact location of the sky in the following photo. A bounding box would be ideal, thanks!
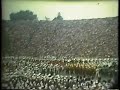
[2,0,118,20]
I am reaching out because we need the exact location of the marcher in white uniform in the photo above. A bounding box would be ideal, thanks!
[95,68,100,80]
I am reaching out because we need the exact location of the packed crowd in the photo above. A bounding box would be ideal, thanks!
[2,74,112,90]
[2,57,118,89]
[3,17,118,57]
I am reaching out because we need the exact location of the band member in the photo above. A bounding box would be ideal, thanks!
[95,68,100,80]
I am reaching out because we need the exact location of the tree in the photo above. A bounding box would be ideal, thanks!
[10,10,38,21]
[53,12,63,21]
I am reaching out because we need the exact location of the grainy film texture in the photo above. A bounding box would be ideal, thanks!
[2,0,118,90]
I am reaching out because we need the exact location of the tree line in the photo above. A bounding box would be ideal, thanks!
[9,10,63,21]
